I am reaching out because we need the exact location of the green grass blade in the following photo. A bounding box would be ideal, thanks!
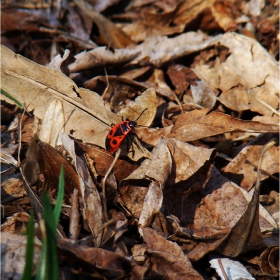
[1,88,24,108]
[41,191,59,280]
[53,165,64,228]
[35,225,47,280]
[22,211,35,280]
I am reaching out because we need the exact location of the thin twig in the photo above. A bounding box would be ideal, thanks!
[256,97,280,116]
[102,148,121,221]
[17,110,26,165]
[78,212,125,243]
[101,68,110,99]
[69,188,80,239]
[217,258,229,280]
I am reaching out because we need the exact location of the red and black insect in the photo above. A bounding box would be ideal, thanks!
[105,109,147,153]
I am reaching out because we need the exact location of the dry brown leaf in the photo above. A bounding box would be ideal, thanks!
[119,88,157,127]
[60,133,103,246]
[74,0,134,49]
[259,245,279,276]
[78,142,139,182]
[118,138,172,222]
[119,2,184,42]
[69,47,140,73]
[1,45,152,160]
[143,228,204,279]
[39,98,65,146]
[166,64,198,95]
[58,238,128,277]
[165,138,216,185]
[47,49,74,76]
[193,32,279,118]
[164,166,277,261]
[1,212,30,233]
[23,136,79,198]
[1,45,120,145]
[190,80,217,109]
[223,134,279,191]
[170,108,279,142]
[1,177,25,203]
[132,31,215,67]
[135,126,174,147]
[217,178,267,257]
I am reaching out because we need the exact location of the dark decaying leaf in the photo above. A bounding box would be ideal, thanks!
[57,238,128,278]
[23,136,79,198]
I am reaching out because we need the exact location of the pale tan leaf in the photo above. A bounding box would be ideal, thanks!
[119,88,157,127]
[1,45,151,160]
[193,33,279,116]
[39,98,65,146]
[223,134,279,191]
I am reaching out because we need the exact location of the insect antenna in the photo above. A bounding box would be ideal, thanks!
[134,108,148,122]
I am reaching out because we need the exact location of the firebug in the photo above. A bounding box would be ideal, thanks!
[105,109,147,153]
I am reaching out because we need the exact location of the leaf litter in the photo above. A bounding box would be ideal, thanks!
[1,0,279,279]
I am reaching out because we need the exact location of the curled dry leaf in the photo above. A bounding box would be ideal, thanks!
[165,167,277,261]
[77,142,139,181]
[1,176,25,203]
[170,108,279,142]
[143,228,204,279]
[223,134,279,191]
[119,3,184,42]
[193,32,279,118]
[1,212,30,233]
[259,245,279,276]
[118,138,172,222]
[173,0,239,31]
[60,133,103,246]
[119,88,157,127]
[47,49,74,76]
[164,138,217,185]
[190,80,217,109]
[23,136,79,198]
[166,64,199,96]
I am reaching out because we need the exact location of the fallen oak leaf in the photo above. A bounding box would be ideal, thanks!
[170,108,279,142]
